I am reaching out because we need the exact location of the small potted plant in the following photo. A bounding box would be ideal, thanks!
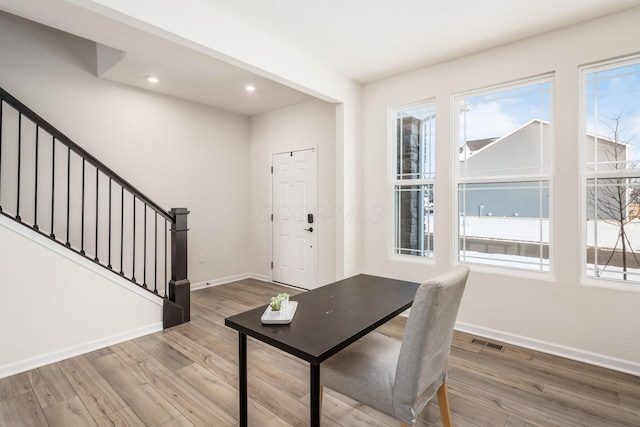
[269,292,290,312]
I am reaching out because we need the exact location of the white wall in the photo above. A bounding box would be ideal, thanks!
[0,12,255,375]
[362,7,640,373]
[66,0,364,279]
[249,100,337,285]
[0,12,251,285]
[0,215,162,378]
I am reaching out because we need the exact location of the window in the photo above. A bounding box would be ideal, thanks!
[582,57,640,285]
[392,102,435,258]
[455,77,553,271]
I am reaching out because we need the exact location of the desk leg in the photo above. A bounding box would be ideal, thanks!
[310,363,320,427]
[238,332,247,427]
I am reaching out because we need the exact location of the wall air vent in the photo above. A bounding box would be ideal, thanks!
[471,338,504,351]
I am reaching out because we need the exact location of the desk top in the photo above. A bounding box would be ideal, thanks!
[224,274,420,364]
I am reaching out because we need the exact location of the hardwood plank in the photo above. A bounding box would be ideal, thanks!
[189,313,246,346]
[0,372,32,401]
[136,356,237,426]
[175,362,239,418]
[304,389,394,427]
[92,353,181,426]
[93,405,147,427]
[160,414,197,427]
[6,279,640,427]
[247,371,313,427]
[190,295,245,320]
[542,382,640,426]
[134,334,195,371]
[42,395,97,426]
[444,391,509,427]
[447,368,625,427]
[154,326,239,385]
[450,345,619,405]
[204,285,266,308]
[109,338,154,366]
[247,395,298,427]
[619,392,640,411]
[250,347,309,383]
[375,315,407,340]
[84,347,115,361]
[248,351,309,400]
[451,331,485,355]
[448,352,545,396]
[504,416,539,427]
[58,355,128,419]
[172,320,241,362]
[0,391,48,427]
[28,362,77,408]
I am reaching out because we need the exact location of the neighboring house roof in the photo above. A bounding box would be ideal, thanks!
[586,132,630,147]
[459,137,498,154]
[460,119,548,161]
[460,119,629,162]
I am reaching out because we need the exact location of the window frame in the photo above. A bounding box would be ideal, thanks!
[453,75,555,275]
[580,54,640,291]
[389,99,436,261]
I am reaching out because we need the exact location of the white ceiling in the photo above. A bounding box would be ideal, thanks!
[197,0,640,83]
[1,0,640,115]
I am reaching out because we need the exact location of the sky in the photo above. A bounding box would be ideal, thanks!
[398,61,640,177]
[459,62,640,164]
[586,62,640,163]
[460,81,551,143]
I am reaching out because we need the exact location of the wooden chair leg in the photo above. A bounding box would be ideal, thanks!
[319,385,324,416]
[436,382,453,427]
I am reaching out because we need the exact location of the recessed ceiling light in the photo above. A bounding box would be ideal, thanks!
[245,85,256,92]
[146,76,159,84]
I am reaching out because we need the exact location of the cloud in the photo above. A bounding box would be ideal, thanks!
[461,101,520,142]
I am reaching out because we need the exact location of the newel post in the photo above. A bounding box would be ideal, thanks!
[168,207,190,324]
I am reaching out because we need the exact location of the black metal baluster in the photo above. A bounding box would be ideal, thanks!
[16,113,22,221]
[80,158,85,255]
[0,100,3,213]
[94,167,99,262]
[120,186,124,276]
[0,88,190,309]
[164,218,168,297]
[33,125,39,230]
[65,147,70,247]
[132,195,136,282]
[154,212,158,294]
[143,204,147,288]
[107,178,112,269]
[50,137,55,239]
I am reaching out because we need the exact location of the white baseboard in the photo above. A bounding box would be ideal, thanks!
[455,321,640,377]
[0,322,162,380]
[190,273,273,291]
[249,273,271,282]
[190,273,254,291]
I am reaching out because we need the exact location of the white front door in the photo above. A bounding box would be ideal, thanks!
[272,149,317,289]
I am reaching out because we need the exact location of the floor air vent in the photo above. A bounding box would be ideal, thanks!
[471,338,504,351]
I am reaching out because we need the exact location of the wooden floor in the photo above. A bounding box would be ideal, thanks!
[1,279,639,427]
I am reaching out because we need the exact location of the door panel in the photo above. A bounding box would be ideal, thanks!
[272,149,317,289]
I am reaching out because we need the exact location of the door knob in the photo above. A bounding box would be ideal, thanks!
[304,227,313,232]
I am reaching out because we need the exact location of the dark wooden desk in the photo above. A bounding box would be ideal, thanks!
[224,274,420,427]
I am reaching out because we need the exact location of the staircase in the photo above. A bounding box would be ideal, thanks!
[0,86,189,329]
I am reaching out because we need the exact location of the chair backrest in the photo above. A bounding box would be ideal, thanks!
[392,266,470,422]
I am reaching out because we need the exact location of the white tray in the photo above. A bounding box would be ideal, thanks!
[261,301,298,325]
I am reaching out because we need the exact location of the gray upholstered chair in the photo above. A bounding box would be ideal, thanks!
[320,266,470,427]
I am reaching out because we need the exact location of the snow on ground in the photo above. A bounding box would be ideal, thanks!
[452,216,640,278]
[450,216,640,249]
